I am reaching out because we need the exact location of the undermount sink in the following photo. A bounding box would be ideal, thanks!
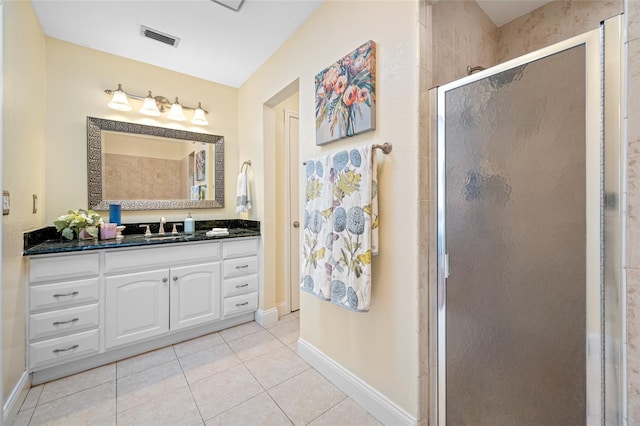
[141,234,185,241]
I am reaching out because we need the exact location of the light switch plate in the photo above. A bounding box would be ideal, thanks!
[3,191,9,215]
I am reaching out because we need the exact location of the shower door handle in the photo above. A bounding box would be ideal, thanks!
[444,253,450,279]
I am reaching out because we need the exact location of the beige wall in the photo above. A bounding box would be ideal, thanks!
[274,92,299,308]
[44,38,239,225]
[239,0,420,416]
[3,0,47,399]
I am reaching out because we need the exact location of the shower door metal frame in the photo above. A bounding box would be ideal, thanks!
[432,16,624,426]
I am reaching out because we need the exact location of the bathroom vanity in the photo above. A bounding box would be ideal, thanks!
[23,223,260,384]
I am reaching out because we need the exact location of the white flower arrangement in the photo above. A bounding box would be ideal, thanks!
[54,209,104,240]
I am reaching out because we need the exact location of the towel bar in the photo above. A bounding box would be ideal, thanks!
[302,143,392,165]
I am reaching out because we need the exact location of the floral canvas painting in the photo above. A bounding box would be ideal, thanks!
[315,40,376,145]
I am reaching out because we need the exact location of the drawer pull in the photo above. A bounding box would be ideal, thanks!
[235,265,249,270]
[162,278,168,283]
[52,344,79,354]
[235,283,249,288]
[53,318,79,326]
[235,302,249,307]
[53,291,79,298]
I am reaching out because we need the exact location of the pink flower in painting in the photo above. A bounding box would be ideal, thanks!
[357,87,369,103]
[343,86,358,106]
[335,75,348,95]
[323,66,339,92]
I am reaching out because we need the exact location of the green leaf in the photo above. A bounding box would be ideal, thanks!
[61,228,74,240]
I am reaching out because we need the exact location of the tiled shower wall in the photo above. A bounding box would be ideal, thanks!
[626,1,640,422]
[418,0,630,424]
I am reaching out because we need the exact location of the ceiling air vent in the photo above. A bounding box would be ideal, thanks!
[210,0,245,12]
[140,25,181,48]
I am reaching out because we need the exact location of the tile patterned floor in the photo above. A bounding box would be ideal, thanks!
[13,312,382,426]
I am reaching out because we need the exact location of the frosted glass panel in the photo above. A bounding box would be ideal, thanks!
[444,46,586,425]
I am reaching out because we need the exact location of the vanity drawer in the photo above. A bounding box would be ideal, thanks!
[105,242,221,274]
[30,278,99,312]
[223,292,258,317]
[30,253,100,284]
[223,256,258,278]
[223,238,258,259]
[29,329,99,369]
[30,304,99,341]
[223,275,258,298]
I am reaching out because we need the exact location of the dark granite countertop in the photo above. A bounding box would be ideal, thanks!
[24,219,260,256]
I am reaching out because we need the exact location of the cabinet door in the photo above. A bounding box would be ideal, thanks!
[170,262,221,331]
[105,270,169,348]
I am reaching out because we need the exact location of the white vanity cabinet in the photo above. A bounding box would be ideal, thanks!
[105,269,170,348]
[105,262,222,348]
[104,244,222,349]
[222,238,259,317]
[27,236,259,384]
[170,262,221,331]
[28,253,101,369]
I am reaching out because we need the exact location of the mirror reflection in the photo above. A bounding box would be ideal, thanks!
[87,117,224,210]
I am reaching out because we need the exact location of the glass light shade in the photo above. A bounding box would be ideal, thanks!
[108,86,132,111]
[168,97,186,121]
[191,103,208,125]
[140,91,161,116]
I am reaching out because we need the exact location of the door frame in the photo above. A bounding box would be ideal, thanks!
[284,109,300,313]
[431,16,624,425]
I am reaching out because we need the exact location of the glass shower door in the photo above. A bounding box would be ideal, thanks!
[435,23,613,424]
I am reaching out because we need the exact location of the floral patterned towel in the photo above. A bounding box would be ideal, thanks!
[300,145,379,312]
[300,155,334,300]
[329,146,377,312]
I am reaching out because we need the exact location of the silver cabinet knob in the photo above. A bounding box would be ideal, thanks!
[173,276,178,281]
[293,221,300,228]
[162,277,168,283]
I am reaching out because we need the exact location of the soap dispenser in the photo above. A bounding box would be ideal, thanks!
[184,213,195,235]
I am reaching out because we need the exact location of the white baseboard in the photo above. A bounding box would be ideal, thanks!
[297,338,417,426]
[254,307,279,327]
[276,301,290,317]
[4,371,30,424]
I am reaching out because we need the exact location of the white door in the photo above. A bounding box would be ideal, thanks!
[285,110,300,312]
[105,269,169,348]
[170,262,221,331]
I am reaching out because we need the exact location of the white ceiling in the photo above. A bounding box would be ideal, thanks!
[31,0,553,89]
[476,0,554,27]
[31,0,322,88]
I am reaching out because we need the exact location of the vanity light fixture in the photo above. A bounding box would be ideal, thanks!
[168,97,186,121]
[191,103,209,125]
[104,83,209,125]
[140,91,161,116]
[107,84,132,111]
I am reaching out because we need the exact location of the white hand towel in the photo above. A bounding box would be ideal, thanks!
[236,170,251,213]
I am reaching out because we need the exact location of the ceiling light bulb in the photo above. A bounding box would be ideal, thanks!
[107,84,132,111]
[140,91,161,116]
[191,102,208,125]
[168,97,186,121]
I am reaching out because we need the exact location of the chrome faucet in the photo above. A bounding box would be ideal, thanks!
[159,217,166,235]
